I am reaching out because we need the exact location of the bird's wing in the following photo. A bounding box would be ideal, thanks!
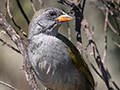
[58,34,95,88]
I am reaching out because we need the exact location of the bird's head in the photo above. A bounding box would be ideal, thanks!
[29,8,73,38]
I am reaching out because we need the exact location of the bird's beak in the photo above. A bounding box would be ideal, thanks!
[56,14,73,22]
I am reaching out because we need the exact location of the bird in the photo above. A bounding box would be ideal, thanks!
[28,8,95,90]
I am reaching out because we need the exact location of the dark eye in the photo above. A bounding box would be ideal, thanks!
[49,11,57,17]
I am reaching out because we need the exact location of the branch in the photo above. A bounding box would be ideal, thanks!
[38,0,45,9]
[0,38,21,54]
[89,0,120,37]
[112,38,120,48]
[84,46,103,80]
[6,0,27,37]
[30,0,36,12]
[81,17,113,90]
[0,11,39,90]
[58,0,73,7]
[108,20,120,36]
[101,0,120,34]
[74,5,83,55]
[16,0,30,24]
[0,80,18,90]
[102,6,108,68]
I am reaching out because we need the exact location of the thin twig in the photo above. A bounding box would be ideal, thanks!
[90,0,120,36]
[38,0,45,9]
[81,0,86,13]
[84,46,103,80]
[6,0,27,37]
[0,38,21,54]
[16,0,30,24]
[73,2,83,55]
[102,6,108,68]
[112,38,120,48]
[106,69,120,90]
[81,17,113,90]
[108,20,120,36]
[101,0,120,34]
[112,80,120,90]
[102,7,115,89]
[74,0,86,55]
[57,0,73,7]
[0,80,18,90]
[30,0,36,12]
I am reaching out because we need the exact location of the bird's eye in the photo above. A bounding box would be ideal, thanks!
[49,12,56,17]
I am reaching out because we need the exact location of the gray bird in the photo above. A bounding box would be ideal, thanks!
[28,8,95,90]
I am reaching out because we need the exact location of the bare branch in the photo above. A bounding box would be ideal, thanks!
[102,6,108,68]
[57,0,73,7]
[74,3,83,55]
[108,20,120,36]
[0,80,18,90]
[30,0,36,12]
[74,0,86,55]
[112,80,120,90]
[101,0,120,34]
[81,0,86,13]
[38,0,45,9]
[89,0,120,36]
[112,38,120,48]
[105,68,120,90]
[81,17,113,90]
[6,0,27,37]
[84,46,103,80]
[16,0,30,24]
[0,38,21,54]
[0,11,39,90]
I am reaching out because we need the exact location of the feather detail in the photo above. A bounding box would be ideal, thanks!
[57,34,95,88]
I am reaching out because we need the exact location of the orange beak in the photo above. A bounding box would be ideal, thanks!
[56,14,73,22]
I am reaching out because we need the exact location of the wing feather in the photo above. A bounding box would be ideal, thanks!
[58,34,95,88]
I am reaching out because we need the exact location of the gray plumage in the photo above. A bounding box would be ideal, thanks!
[28,8,94,90]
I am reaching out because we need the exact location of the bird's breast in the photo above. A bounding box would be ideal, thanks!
[28,33,85,90]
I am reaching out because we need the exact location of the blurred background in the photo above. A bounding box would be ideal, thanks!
[0,0,120,90]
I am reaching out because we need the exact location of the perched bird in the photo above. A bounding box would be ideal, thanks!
[28,8,95,90]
